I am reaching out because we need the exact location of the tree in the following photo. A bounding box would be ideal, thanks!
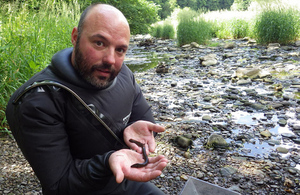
[85,0,160,34]
[152,0,178,19]
[176,0,234,11]
[231,0,251,11]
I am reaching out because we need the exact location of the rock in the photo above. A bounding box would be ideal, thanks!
[288,168,298,175]
[281,133,296,139]
[260,130,271,138]
[223,53,238,59]
[276,147,288,154]
[237,78,252,85]
[278,119,287,126]
[206,134,228,148]
[284,178,295,188]
[251,103,267,110]
[176,136,193,148]
[228,185,243,193]
[294,40,300,46]
[199,54,218,66]
[202,115,211,121]
[190,42,200,48]
[235,68,260,78]
[220,166,237,177]
[171,82,177,87]
[180,174,189,181]
[224,42,235,49]
[156,62,169,74]
[268,139,281,146]
[292,124,300,130]
[293,139,300,144]
[138,38,155,46]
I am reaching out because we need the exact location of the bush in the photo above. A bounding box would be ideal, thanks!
[230,18,249,38]
[162,23,175,39]
[214,21,231,39]
[254,7,300,44]
[152,22,175,39]
[152,24,163,38]
[177,8,212,46]
[0,0,80,126]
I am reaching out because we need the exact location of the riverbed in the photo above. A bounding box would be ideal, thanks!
[126,35,300,194]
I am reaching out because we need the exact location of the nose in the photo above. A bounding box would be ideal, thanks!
[103,47,115,65]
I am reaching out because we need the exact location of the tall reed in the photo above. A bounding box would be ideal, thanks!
[152,21,175,39]
[176,8,212,46]
[254,7,300,44]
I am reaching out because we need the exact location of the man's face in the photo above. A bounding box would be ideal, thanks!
[71,7,130,88]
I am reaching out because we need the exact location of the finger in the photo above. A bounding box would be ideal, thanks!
[144,155,168,169]
[113,165,125,183]
[150,123,165,133]
[129,144,142,153]
[147,139,156,153]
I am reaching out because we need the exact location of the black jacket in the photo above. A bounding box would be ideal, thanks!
[6,48,155,194]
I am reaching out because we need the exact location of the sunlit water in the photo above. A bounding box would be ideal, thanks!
[126,41,300,170]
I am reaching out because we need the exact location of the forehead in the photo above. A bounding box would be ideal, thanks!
[82,5,130,41]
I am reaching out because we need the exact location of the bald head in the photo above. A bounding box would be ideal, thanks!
[77,4,130,39]
[70,3,131,89]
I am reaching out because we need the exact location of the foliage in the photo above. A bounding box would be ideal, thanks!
[0,0,79,128]
[177,8,212,46]
[152,0,178,19]
[206,12,251,39]
[152,24,164,38]
[231,0,251,11]
[83,0,160,34]
[151,22,175,39]
[177,0,234,11]
[230,18,249,38]
[254,7,300,44]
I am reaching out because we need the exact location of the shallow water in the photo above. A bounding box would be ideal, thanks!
[126,38,300,172]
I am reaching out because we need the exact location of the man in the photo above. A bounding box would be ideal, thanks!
[6,3,168,195]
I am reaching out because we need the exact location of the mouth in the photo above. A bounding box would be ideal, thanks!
[94,68,111,78]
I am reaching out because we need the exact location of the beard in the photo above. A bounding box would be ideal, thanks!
[73,42,117,89]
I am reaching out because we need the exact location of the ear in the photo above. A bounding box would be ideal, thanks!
[71,27,78,47]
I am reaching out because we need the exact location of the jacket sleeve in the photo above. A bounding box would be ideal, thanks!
[6,88,116,195]
[128,80,155,125]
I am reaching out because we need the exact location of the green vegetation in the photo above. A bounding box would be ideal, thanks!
[0,0,80,130]
[177,8,212,46]
[254,7,300,44]
[151,21,175,39]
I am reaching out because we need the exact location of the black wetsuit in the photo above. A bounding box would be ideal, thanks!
[6,48,165,195]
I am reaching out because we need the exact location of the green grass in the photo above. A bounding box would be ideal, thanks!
[0,0,80,132]
[177,8,212,46]
[254,7,300,44]
[151,21,175,39]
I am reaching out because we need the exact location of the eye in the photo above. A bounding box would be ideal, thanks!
[116,48,126,54]
[95,41,104,47]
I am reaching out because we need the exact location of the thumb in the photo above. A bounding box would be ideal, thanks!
[114,167,125,184]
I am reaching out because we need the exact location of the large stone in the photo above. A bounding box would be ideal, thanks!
[176,136,193,148]
[199,54,218,66]
[276,147,288,154]
[235,68,261,78]
[260,130,271,138]
[206,134,228,148]
[220,166,237,177]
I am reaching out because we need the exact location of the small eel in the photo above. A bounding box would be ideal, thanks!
[129,139,149,168]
